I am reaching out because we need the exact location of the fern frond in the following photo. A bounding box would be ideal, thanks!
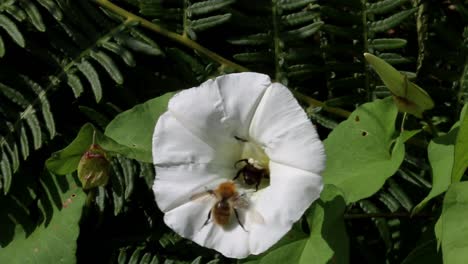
[229,0,323,85]
[101,41,136,67]
[36,0,63,21]
[369,8,417,33]
[21,76,55,138]
[378,52,411,65]
[66,73,84,97]
[0,14,24,48]
[0,76,57,194]
[359,199,392,251]
[282,21,323,41]
[19,0,45,32]
[0,151,12,192]
[378,192,401,212]
[188,0,235,16]
[90,50,124,84]
[77,60,103,102]
[279,0,316,10]
[79,106,111,129]
[369,38,407,51]
[189,13,231,32]
[366,0,410,15]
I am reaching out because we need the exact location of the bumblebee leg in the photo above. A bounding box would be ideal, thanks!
[203,210,212,227]
[234,159,248,168]
[234,209,248,232]
[255,181,260,192]
[233,169,243,181]
[234,136,248,142]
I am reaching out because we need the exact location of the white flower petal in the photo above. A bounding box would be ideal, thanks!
[164,200,251,258]
[152,73,326,259]
[215,72,271,138]
[153,112,227,166]
[249,83,325,174]
[168,73,270,147]
[193,221,250,258]
[153,164,234,212]
[248,161,323,254]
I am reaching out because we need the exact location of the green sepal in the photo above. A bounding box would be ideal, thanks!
[77,143,110,190]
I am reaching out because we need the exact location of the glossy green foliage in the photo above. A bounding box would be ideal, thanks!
[364,53,434,118]
[440,182,468,264]
[105,92,175,163]
[0,171,85,263]
[452,105,468,183]
[323,97,410,203]
[413,126,457,213]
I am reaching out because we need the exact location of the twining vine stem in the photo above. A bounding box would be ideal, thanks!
[92,0,351,118]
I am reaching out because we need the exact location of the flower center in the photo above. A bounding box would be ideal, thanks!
[233,140,270,191]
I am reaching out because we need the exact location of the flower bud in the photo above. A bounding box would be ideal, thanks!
[78,144,110,190]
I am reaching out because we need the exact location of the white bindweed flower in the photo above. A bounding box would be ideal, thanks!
[152,72,325,259]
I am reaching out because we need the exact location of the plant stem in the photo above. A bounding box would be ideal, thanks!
[361,0,371,101]
[344,212,434,219]
[93,0,248,72]
[293,91,351,118]
[93,0,351,118]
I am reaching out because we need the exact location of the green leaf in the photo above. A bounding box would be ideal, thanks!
[0,35,5,57]
[105,92,175,163]
[90,51,124,84]
[36,0,63,21]
[188,0,235,16]
[367,0,410,15]
[369,38,407,51]
[282,21,324,41]
[19,0,45,32]
[0,151,12,194]
[102,42,136,67]
[240,223,308,264]
[0,14,25,47]
[0,172,85,263]
[255,239,308,264]
[323,97,407,204]
[364,53,434,118]
[379,52,412,65]
[66,73,84,98]
[227,33,270,46]
[452,104,468,183]
[369,8,417,33]
[190,14,232,32]
[300,185,348,264]
[282,10,319,27]
[440,181,468,264]
[46,123,126,175]
[413,127,458,213]
[77,60,102,102]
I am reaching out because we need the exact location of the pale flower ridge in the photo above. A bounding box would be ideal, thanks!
[152,72,325,258]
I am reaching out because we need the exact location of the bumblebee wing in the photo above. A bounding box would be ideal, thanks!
[190,190,215,202]
[247,208,265,225]
[232,195,249,209]
[232,196,265,225]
